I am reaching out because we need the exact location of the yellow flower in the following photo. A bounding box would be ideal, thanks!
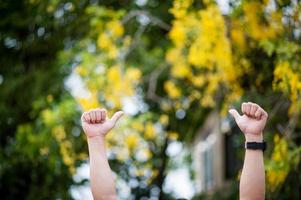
[167,2,242,109]
[132,121,144,132]
[169,22,186,46]
[77,92,100,111]
[135,169,145,177]
[168,131,179,140]
[145,122,155,140]
[108,45,119,59]
[40,147,49,156]
[125,134,138,149]
[78,153,88,161]
[107,94,122,108]
[166,48,181,64]
[126,68,141,81]
[267,134,289,191]
[267,168,288,192]
[171,63,191,78]
[52,125,66,141]
[164,80,181,99]
[41,109,56,126]
[243,2,282,40]
[191,76,204,87]
[159,115,169,125]
[273,61,301,115]
[201,94,215,107]
[75,65,88,76]
[107,20,124,37]
[231,27,246,51]
[97,33,111,49]
[169,0,192,19]
[107,65,121,82]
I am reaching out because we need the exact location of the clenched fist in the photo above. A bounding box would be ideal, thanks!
[229,102,268,141]
[81,108,124,138]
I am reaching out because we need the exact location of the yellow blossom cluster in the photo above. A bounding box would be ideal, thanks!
[267,135,289,192]
[110,120,157,152]
[164,80,181,99]
[159,114,169,126]
[97,20,140,108]
[242,1,283,41]
[230,20,247,53]
[41,109,56,126]
[144,122,156,140]
[167,131,179,140]
[273,61,301,115]
[39,105,87,174]
[52,125,76,174]
[169,0,192,19]
[166,0,242,109]
[97,20,124,59]
[77,92,100,111]
[104,65,141,108]
[104,119,142,159]
[75,17,141,111]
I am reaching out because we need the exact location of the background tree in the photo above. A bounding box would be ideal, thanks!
[0,0,91,199]
[1,0,301,200]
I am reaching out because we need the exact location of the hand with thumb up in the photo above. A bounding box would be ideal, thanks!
[81,108,124,138]
[229,102,268,142]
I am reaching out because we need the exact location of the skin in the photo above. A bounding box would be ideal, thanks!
[229,102,268,200]
[81,108,123,200]
[81,102,267,200]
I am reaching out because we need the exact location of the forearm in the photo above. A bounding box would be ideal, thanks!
[87,136,117,200]
[240,135,265,200]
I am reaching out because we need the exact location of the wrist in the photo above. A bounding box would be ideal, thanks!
[244,133,263,142]
[86,135,108,155]
[87,134,106,142]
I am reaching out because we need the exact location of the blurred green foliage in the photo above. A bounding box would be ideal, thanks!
[1,0,301,200]
[0,0,90,199]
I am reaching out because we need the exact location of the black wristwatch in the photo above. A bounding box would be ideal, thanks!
[245,141,267,151]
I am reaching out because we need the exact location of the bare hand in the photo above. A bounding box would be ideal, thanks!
[229,102,268,141]
[81,108,124,138]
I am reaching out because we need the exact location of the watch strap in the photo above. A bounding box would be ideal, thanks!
[245,141,267,151]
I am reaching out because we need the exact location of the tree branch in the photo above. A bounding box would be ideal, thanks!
[121,10,171,31]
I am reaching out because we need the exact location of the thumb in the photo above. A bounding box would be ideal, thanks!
[228,109,241,122]
[110,111,124,124]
